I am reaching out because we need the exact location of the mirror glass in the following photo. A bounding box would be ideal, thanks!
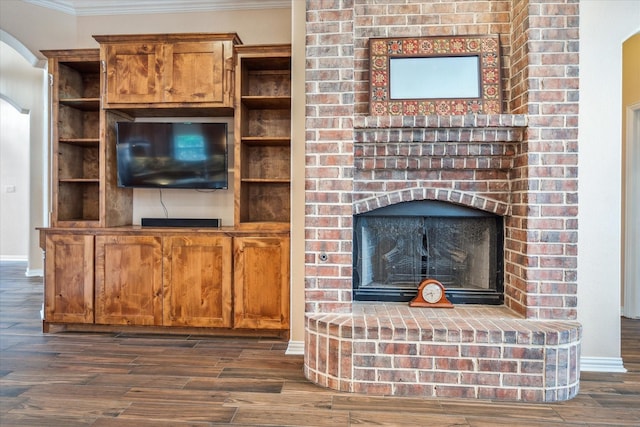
[389,56,480,99]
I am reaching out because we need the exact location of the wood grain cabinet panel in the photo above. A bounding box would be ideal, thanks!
[95,235,163,326]
[163,235,232,327]
[96,34,240,109]
[233,236,290,330]
[164,42,226,104]
[103,43,163,104]
[44,233,94,324]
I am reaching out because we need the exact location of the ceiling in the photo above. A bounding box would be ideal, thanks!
[22,0,291,15]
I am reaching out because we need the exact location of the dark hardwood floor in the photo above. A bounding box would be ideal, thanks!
[1,260,639,426]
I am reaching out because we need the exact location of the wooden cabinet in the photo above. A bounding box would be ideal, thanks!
[94,33,240,111]
[42,49,132,228]
[41,229,288,333]
[101,42,162,104]
[235,45,292,230]
[233,236,290,330]
[41,37,290,337]
[95,234,163,326]
[163,235,232,328]
[43,233,94,326]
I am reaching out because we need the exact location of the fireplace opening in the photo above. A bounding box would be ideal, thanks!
[353,200,504,304]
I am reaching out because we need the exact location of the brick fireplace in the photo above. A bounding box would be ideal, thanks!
[303,0,581,402]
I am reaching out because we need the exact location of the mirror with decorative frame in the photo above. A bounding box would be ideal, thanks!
[369,35,502,116]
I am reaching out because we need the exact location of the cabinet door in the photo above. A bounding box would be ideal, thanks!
[44,233,94,324]
[95,235,162,325]
[104,43,163,104]
[233,237,290,329]
[163,235,232,327]
[163,41,227,104]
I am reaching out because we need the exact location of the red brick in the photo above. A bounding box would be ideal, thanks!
[393,383,433,397]
[353,382,392,395]
[461,372,501,386]
[435,385,477,398]
[478,387,520,400]
[419,371,460,384]
[504,374,544,387]
[478,359,518,373]
[435,358,475,371]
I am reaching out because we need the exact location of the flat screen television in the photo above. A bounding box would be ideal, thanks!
[115,121,228,189]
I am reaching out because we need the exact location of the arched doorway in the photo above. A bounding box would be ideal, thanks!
[0,32,47,275]
[623,33,640,319]
[0,97,30,260]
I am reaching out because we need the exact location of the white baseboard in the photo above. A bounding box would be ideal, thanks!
[0,256,28,261]
[26,268,44,277]
[285,340,304,355]
[580,356,627,373]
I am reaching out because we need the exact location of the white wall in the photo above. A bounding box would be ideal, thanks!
[578,1,640,369]
[0,98,30,260]
[0,38,47,275]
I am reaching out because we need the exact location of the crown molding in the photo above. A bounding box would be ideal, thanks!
[22,0,291,16]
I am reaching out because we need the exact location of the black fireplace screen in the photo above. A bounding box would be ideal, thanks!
[353,201,503,304]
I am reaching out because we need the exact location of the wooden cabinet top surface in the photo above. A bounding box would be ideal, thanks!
[38,226,289,237]
[93,33,242,44]
[235,44,291,56]
[41,48,100,61]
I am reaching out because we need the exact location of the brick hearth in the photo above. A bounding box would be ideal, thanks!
[305,305,581,401]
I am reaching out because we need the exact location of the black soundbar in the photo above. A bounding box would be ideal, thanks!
[141,218,221,228]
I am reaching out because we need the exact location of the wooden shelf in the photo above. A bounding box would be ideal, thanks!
[241,96,291,109]
[241,136,290,146]
[59,138,100,146]
[59,98,100,110]
[59,178,100,183]
[241,178,290,184]
[54,220,101,226]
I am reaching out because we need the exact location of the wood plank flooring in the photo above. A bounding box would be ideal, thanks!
[1,260,639,426]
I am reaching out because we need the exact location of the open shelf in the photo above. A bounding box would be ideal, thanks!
[43,48,132,227]
[239,181,291,223]
[235,45,292,230]
[57,181,100,222]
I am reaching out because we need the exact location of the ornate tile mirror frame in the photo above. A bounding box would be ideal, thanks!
[369,35,502,116]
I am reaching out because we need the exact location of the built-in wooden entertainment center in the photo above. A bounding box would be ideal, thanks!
[39,34,291,337]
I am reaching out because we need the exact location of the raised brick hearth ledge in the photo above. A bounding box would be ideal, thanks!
[305,304,581,402]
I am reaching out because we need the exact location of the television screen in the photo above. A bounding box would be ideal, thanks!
[116,122,228,189]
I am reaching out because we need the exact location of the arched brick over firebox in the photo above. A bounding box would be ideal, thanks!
[353,188,511,217]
